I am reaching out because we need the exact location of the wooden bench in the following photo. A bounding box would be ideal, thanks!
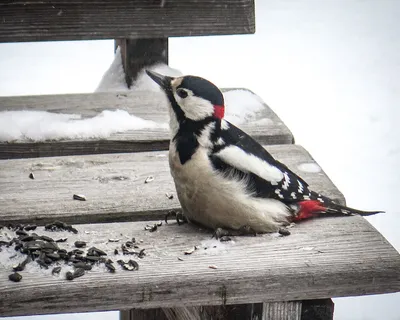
[1,1,399,319]
[0,92,399,320]
[1,144,399,318]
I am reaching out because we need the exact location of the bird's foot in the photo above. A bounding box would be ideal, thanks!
[212,225,257,240]
[165,210,188,225]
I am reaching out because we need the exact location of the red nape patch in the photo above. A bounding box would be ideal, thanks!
[292,200,327,221]
[213,105,225,119]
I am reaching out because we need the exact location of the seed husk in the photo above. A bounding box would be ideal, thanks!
[144,175,154,183]
[165,193,174,199]
[73,194,86,201]
[52,266,62,275]
[29,172,35,180]
[9,272,22,282]
[87,247,107,256]
[16,230,28,237]
[105,263,116,273]
[73,262,92,270]
[74,241,87,248]
[278,228,291,236]
[24,225,37,231]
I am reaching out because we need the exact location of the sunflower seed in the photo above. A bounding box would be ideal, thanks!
[9,272,22,282]
[73,194,86,201]
[74,241,87,248]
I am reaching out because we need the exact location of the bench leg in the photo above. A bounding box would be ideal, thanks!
[300,299,334,320]
[115,38,168,88]
[120,299,333,320]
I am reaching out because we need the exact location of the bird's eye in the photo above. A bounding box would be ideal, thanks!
[176,88,188,99]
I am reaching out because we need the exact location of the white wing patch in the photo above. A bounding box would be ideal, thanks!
[215,145,284,184]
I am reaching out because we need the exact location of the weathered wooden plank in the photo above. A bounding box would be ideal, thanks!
[0,145,343,226]
[0,215,399,317]
[117,38,168,88]
[0,89,294,159]
[0,0,255,43]
[263,302,301,320]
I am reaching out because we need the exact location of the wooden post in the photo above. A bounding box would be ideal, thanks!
[120,300,334,320]
[115,38,168,88]
[300,299,334,320]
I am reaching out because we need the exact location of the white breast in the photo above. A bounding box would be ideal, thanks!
[168,141,291,233]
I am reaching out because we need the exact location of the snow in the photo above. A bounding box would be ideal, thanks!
[96,48,182,93]
[0,0,399,319]
[223,89,266,124]
[297,162,322,173]
[0,110,166,142]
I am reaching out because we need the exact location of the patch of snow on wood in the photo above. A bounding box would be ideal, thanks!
[223,89,266,125]
[0,110,166,142]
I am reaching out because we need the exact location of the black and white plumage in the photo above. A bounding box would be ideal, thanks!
[146,70,382,233]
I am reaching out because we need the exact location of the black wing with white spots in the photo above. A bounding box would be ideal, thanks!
[210,120,319,203]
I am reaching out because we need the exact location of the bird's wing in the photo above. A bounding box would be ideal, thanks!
[211,120,313,202]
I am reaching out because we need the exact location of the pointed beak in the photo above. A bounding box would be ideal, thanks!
[146,70,173,91]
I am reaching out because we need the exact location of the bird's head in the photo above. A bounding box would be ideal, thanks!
[146,70,225,123]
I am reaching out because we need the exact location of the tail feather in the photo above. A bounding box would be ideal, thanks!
[324,202,384,216]
[291,198,384,222]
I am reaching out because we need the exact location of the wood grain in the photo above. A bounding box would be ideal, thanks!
[0,0,255,43]
[0,145,344,226]
[0,89,293,159]
[263,302,301,320]
[0,215,399,317]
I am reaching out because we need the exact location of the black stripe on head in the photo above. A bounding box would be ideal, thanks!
[179,76,224,106]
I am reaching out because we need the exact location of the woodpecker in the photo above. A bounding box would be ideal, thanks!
[146,70,382,235]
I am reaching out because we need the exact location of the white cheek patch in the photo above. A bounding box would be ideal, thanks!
[216,146,284,184]
[178,95,214,121]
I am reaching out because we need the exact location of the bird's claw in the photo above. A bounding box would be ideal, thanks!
[165,210,188,225]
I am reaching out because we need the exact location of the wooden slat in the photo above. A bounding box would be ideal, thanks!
[0,145,343,226]
[0,0,255,43]
[0,215,399,317]
[0,89,294,159]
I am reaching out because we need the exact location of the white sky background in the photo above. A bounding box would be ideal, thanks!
[0,0,399,319]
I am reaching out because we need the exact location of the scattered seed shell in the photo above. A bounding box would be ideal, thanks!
[52,266,62,275]
[278,228,291,236]
[9,272,22,282]
[144,176,154,183]
[184,246,198,255]
[29,172,35,180]
[165,193,174,199]
[24,225,37,231]
[208,265,218,269]
[73,194,86,201]
[74,241,87,248]
[108,239,120,243]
